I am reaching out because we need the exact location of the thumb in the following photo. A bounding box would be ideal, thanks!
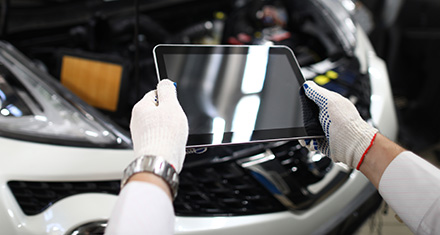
[157,79,179,106]
[303,81,325,100]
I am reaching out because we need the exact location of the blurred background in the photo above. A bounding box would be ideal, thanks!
[362,0,440,154]
[360,1,439,233]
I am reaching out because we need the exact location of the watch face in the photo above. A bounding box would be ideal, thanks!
[154,45,324,147]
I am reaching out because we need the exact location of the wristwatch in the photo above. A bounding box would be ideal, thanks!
[121,155,179,199]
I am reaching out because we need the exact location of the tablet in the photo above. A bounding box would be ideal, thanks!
[153,44,324,147]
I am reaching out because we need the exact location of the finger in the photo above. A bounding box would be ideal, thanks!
[157,79,179,106]
[299,138,318,151]
[136,89,158,108]
[303,81,335,111]
[300,140,317,152]
[304,80,346,102]
[130,90,157,128]
[303,81,325,100]
[299,139,308,147]
[299,139,311,147]
[316,140,330,157]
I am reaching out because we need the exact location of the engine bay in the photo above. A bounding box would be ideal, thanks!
[4,0,359,130]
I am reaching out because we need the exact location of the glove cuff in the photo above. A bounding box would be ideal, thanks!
[133,129,187,173]
[348,121,379,168]
[355,132,378,170]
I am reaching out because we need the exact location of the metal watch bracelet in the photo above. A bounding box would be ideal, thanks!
[121,155,179,199]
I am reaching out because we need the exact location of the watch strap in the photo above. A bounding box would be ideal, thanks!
[121,155,179,199]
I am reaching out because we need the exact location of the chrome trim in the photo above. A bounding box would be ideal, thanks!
[68,220,107,235]
[311,0,357,56]
[237,149,350,210]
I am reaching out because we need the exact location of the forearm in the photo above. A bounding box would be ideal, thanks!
[378,151,440,233]
[106,181,175,235]
[128,173,173,201]
[358,133,405,188]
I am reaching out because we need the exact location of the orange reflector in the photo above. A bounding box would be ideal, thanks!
[61,55,123,112]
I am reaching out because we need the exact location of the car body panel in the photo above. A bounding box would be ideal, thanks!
[0,135,372,235]
[355,25,398,140]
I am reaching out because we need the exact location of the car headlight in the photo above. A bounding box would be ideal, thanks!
[0,41,131,148]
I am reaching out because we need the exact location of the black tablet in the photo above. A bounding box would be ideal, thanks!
[153,44,324,147]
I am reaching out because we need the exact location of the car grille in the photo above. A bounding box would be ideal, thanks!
[175,161,285,216]
[7,181,121,216]
[8,142,341,217]
[8,162,285,216]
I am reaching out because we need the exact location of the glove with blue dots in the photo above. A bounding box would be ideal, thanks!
[299,81,378,169]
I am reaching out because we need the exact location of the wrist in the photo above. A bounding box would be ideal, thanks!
[356,132,378,170]
[127,173,173,200]
[359,133,405,188]
[134,146,184,173]
[121,155,179,199]
[335,121,378,168]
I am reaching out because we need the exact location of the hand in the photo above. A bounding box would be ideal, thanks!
[300,81,378,169]
[130,79,189,173]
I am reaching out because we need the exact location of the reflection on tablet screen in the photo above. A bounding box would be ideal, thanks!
[154,45,324,147]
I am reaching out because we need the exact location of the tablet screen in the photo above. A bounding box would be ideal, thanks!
[153,45,323,147]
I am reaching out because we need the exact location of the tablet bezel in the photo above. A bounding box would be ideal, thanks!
[153,44,323,147]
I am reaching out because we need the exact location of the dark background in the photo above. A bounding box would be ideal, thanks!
[362,0,440,154]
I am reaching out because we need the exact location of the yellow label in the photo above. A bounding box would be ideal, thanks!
[326,70,339,79]
[314,75,330,85]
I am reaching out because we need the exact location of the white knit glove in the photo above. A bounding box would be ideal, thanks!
[299,81,378,169]
[130,79,189,173]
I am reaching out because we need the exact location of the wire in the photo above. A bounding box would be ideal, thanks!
[0,0,10,39]
[134,0,140,99]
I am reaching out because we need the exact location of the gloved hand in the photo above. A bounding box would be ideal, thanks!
[300,81,378,169]
[130,79,189,173]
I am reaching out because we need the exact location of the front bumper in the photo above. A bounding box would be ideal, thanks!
[0,135,377,235]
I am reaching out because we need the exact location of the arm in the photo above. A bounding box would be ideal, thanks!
[301,81,440,234]
[378,150,440,233]
[105,181,175,235]
[301,81,405,185]
[106,79,188,234]
[127,173,173,200]
[362,136,440,233]
[358,133,404,188]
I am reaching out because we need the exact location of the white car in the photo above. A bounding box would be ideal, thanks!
[0,0,397,234]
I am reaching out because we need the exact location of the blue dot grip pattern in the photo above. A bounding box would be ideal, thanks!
[304,84,331,156]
